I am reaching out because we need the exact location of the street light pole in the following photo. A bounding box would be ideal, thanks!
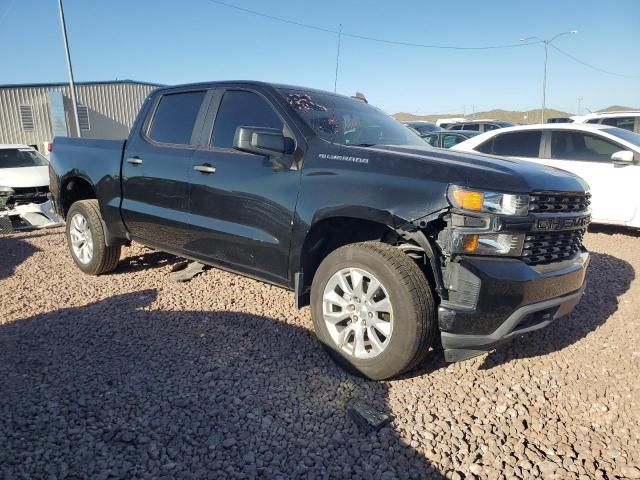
[57,0,81,138]
[521,30,577,123]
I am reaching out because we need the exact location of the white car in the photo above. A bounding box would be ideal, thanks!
[451,124,640,228]
[572,111,640,133]
[0,144,61,231]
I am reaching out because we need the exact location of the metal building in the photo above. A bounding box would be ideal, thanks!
[0,80,160,151]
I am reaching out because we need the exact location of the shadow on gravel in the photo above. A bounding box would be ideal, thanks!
[0,235,40,281]
[0,290,444,479]
[115,249,180,274]
[481,252,635,369]
[587,224,640,238]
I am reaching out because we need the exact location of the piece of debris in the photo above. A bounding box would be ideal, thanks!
[169,261,208,283]
[347,399,392,433]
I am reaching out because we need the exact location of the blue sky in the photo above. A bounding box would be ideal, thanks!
[1,0,638,115]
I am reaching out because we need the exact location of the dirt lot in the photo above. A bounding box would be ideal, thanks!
[1,227,639,479]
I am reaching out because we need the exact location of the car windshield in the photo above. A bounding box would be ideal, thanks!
[603,127,640,147]
[279,89,425,147]
[0,148,48,168]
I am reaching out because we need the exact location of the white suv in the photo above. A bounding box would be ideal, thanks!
[452,124,640,228]
[572,111,640,133]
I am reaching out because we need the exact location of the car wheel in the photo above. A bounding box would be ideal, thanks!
[66,200,121,275]
[310,241,437,380]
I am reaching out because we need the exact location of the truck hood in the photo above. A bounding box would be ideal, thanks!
[0,166,50,188]
[371,145,589,193]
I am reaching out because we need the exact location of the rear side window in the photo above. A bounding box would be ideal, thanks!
[423,134,438,147]
[478,131,542,157]
[464,123,480,131]
[600,117,635,131]
[449,124,463,130]
[551,131,622,161]
[442,134,464,149]
[149,91,206,145]
[212,90,283,148]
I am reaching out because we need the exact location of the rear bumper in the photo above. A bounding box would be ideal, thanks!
[438,250,589,362]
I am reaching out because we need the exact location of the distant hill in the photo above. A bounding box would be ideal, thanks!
[596,105,639,113]
[394,108,572,125]
[394,105,638,124]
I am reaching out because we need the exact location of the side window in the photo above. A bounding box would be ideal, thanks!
[149,91,206,145]
[423,134,439,147]
[484,123,499,131]
[449,124,463,130]
[585,119,601,125]
[600,116,635,131]
[442,134,463,149]
[482,131,542,157]
[212,90,284,148]
[551,131,621,161]
[464,123,480,131]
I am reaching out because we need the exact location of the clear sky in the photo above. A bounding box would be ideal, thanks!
[1,0,639,115]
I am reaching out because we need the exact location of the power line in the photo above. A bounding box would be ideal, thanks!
[549,44,640,79]
[205,0,541,50]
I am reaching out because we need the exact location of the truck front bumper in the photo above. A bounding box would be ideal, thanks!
[438,250,589,362]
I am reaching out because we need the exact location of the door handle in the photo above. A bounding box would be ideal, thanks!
[193,164,216,174]
[126,157,143,165]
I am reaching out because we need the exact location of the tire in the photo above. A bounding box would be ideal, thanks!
[66,200,121,275]
[310,241,436,380]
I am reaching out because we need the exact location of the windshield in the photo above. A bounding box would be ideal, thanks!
[279,89,425,147]
[603,127,640,147]
[0,148,48,168]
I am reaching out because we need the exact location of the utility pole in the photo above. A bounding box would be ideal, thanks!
[333,24,342,93]
[521,30,577,123]
[577,97,583,115]
[57,0,81,137]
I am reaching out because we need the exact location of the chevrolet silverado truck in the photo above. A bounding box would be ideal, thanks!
[49,81,591,380]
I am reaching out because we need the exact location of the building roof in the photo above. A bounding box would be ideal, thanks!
[0,79,163,89]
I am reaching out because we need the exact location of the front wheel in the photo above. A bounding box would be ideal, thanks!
[66,200,121,275]
[310,241,437,380]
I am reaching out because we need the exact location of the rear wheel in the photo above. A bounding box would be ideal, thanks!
[66,200,121,275]
[310,241,437,380]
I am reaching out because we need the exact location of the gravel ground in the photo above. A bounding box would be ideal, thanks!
[1,227,639,479]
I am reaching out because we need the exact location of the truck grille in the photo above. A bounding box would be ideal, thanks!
[529,191,590,213]
[8,186,49,206]
[522,229,585,265]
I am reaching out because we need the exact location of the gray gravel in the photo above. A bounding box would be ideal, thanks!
[1,227,639,479]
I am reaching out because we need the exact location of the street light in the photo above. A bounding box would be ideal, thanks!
[521,30,578,123]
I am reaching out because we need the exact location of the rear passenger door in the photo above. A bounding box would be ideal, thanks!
[187,88,301,284]
[121,89,209,251]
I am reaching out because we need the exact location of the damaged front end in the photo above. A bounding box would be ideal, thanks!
[0,187,62,233]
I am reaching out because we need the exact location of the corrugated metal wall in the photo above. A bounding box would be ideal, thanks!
[0,82,158,148]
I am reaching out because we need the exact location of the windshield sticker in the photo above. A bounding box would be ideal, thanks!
[319,153,369,164]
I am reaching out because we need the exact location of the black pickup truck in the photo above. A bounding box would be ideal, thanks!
[50,81,591,379]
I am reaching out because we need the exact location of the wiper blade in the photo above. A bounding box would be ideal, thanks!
[350,143,376,147]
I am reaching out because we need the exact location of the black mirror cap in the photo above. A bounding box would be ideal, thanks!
[234,127,295,156]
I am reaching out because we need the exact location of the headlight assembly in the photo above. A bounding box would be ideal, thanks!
[0,186,15,196]
[448,185,529,216]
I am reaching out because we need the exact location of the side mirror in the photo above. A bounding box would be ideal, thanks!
[611,150,634,164]
[234,127,295,156]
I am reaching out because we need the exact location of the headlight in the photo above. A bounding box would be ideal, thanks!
[452,231,525,256]
[448,185,529,216]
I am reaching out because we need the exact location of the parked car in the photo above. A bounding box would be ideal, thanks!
[448,120,516,132]
[0,144,61,231]
[50,81,590,379]
[452,123,640,228]
[547,117,574,124]
[402,121,442,135]
[421,130,481,149]
[436,117,467,129]
[572,111,640,133]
